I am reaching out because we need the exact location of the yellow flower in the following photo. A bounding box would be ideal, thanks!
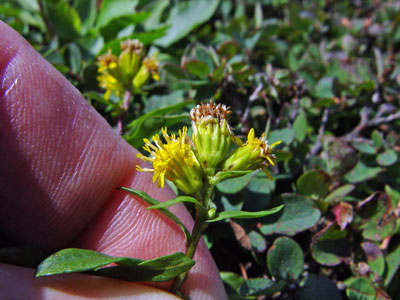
[136,127,203,196]
[97,51,118,73]
[133,55,160,89]
[97,73,124,101]
[190,102,233,175]
[97,51,124,100]
[222,128,281,179]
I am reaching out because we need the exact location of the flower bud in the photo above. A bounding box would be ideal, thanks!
[118,39,143,86]
[190,102,233,175]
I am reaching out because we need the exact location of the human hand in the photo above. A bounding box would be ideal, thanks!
[0,20,227,300]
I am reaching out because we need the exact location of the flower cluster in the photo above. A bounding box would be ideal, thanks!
[137,101,280,197]
[97,39,159,100]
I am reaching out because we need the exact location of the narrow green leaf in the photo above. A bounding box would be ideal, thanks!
[206,205,283,223]
[35,248,194,282]
[119,187,191,240]
[147,196,204,210]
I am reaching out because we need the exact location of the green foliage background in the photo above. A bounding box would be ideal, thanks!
[2,0,400,299]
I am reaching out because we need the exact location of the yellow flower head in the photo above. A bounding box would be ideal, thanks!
[136,127,203,196]
[222,128,281,179]
[132,55,160,89]
[97,73,123,101]
[142,55,160,81]
[97,50,118,73]
[190,102,233,174]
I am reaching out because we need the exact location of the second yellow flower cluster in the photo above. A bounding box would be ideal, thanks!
[97,39,159,101]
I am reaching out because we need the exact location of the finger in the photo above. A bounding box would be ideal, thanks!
[0,263,180,300]
[0,19,137,250]
[0,21,227,299]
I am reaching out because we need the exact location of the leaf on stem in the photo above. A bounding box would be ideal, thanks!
[147,195,204,210]
[206,205,284,223]
[35,248,194,282]
[119,187,191,240]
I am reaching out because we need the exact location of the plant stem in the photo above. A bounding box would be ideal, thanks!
[117,90,132,134]
[170,182,214,294]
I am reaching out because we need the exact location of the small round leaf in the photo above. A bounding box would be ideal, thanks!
[267,237,303,282]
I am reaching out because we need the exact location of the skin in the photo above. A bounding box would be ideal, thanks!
[0,20,227,300]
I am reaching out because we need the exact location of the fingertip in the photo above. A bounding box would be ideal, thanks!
[0,263,181,300]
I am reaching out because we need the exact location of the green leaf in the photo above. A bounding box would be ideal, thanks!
[260,194,320,236]
[96,0,138,29]
[361,242,385,276]
[352,141,376,154]
[124,101,193,149]
[312,77,334,99]
[216,172,254,194]
[67,43,82,74]
[344,161,383,183]
[119,188,191,240]
[346,277,376,300]
[207,205,283,222]
[47,1,81,39]
[297,169,332,198]
[99,27,167,54]
[311,227,351,266]
[377,150,397,166]
[248,231,267,253]
[324,184,355,204]
[240,277,286,297]
[184,60,210,78]
[268,128,295,145]
[296,275,343,300]
[267,237,303,281]
[74,0,96,34]
[35,248,194,282]
[147,195,203,210]
[156,0,220,47]
[384,243,400,287]
[371,130,383,149]
[220,271,245,298]
[293,110,307,142]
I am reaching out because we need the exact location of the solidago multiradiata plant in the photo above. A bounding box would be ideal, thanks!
[34,43,282,298]
[133,101,283,294]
